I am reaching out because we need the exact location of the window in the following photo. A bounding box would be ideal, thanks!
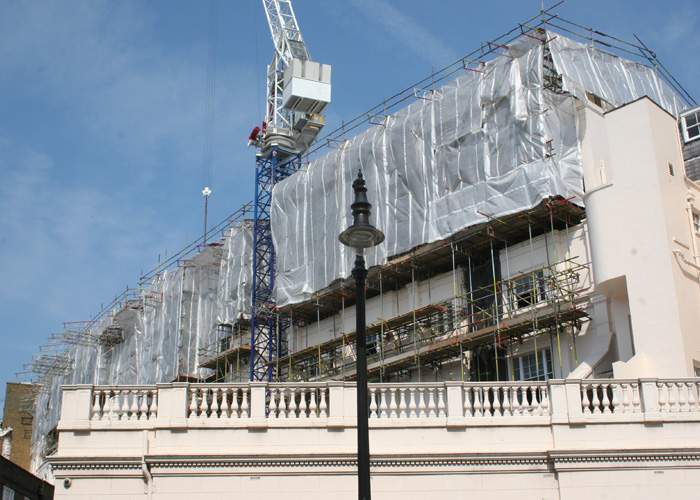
[2,486,15,500]
[512,348,553,381]
[694,212,700,234]
[681,110,700,142]
[306,357,319,378]
[510,270,546,310]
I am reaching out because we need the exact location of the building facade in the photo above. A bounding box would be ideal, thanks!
[29,28,700,498]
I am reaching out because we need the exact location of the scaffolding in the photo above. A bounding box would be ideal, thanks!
[272,198,589,383]
[198,319,252,382]
[276,258,588,382]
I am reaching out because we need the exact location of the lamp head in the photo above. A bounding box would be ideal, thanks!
[339,171,385,254]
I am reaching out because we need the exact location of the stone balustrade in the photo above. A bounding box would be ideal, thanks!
[57,378,700,431]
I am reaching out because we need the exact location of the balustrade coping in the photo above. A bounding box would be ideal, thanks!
[68,378,700,391]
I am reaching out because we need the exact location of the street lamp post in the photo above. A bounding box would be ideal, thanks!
[339,171,384,500]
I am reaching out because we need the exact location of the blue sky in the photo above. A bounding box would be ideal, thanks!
[1,0,699,416]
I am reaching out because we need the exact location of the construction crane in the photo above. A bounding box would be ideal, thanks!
[249,0,331,381]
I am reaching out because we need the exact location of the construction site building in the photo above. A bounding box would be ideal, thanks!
[20,20,700,499]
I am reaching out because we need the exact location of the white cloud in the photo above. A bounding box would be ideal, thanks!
[348,0,461,67]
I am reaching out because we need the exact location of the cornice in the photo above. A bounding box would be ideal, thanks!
[45,449,700,476]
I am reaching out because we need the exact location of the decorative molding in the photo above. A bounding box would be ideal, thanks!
[549,448,700,469]
[47,449,700,478]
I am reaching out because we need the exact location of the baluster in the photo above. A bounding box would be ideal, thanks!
[408,388,417,418]
[120,390,130,420]
[202,389,212,418]
[389,388,398,418]
[473,388,482,417]
[110,390,118,420]
[138,390,149,420]
[580,384,591,414]
[281,387,289,417]
[220,388,230,418]
[379,388,389,418]
[668,382,679,412]
[417,388,427,418]
[92,390,102,420]
[631,383,641,413]
[398,388,408,418]
[302,388,312,419]
[606,383,617,414]
[211,387,220,418]
[111,390,121,420]
[687,382,698,412]
[530,385,541,416]
[520,385,532,416]
[124,389,139,420]
[102,389,110,420]
[539,386,549,415]
[309,389,318,419]
[511,386,527,416]
[527,385,542,417]
[590,384,602,414]
[677,382,688,412]
[597,384,608,414]
[241,388,250,418]
[501,386,511,417]
[463,387,473,418]
[319,388,328,418]
[111,390,120,420]
[230,388,241,418]
[102,389,116,420]
[188,387,198,418]
[620,383,630,413]
[491,387,501,417]
[150,390,158,419]
[289,388,298,418]
[483,386,494,416]
[437,387,446,418]
[657,383,667,412]
[269,387,279,418]
[607,384,615,414]
[369,388,378,419]
[281,388,290,419]
[427,388,437,418]
[298,388,307,419]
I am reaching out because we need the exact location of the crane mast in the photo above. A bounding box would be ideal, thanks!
[249,0,331,381]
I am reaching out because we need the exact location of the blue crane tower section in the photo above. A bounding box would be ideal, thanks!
[250,146,301,381]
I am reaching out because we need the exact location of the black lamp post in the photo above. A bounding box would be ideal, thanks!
[339,171,384,500]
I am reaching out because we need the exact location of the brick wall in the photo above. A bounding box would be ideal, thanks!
[2,383,36,471]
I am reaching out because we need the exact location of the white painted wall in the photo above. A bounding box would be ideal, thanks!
[581,98,700,377]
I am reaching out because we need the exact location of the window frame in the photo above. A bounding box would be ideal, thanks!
[509,270,547,311]
[511,348,554,382]
[680,109,700,143]
[2,486,15,500]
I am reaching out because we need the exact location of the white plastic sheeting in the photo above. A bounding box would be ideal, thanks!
[271,32,684,306]
[548,35,685,116]
[30,225,253,472]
